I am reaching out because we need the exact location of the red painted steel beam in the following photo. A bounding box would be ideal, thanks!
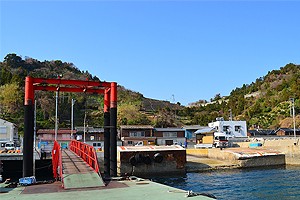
[34,86,105,94]
[110,82,117,108]
[31,77,111,88]
[25,76,35,105]
[104,89,110,112]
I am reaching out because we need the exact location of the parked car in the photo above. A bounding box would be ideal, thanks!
[5,142,15,150]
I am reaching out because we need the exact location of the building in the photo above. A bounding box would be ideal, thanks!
[248,129,276,136]
[37,129,73,142]
[154,127,185,146]
[0,118,18,148]
[183,125,208,143]
[75,127,104,150]
[208,118,248,138]
[275,128,300,136]
[120,125,155,146]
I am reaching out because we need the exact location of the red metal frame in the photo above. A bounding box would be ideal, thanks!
[25,76,117,178]
[25,77,114,104]
[69,140,100,173]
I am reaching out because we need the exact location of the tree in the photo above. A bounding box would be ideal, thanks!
[0,83,23,116]
[4,53,23,68]
[0,66,13,85]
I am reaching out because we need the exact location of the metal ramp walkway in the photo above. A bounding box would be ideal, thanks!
[61,149,105,189]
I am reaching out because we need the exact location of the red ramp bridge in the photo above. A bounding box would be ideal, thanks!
[52,140,105,189]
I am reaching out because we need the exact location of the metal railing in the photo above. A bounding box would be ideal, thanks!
[69,140,100,173]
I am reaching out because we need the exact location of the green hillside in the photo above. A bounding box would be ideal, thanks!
[0,53,299,135]
[186,63,300,129]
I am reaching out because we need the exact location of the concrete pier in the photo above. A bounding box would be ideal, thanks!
[186,147,286,172]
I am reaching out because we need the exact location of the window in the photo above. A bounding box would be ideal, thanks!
[165,140,173,145]
[235,126,241,132]
[129,131,145,137]
[223,126,230,132]
[128,141,133,145]
[93,143,101,147]
[90,135,95,140]
[163,132,177,137]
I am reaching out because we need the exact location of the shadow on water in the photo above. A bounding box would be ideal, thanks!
[1,160,54,182]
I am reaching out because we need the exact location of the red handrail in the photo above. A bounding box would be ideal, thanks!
[52,140,62,179]
[69,140,100,173]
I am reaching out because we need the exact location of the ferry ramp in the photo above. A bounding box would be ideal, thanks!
[61,149,105,189]
[52,140,105,189]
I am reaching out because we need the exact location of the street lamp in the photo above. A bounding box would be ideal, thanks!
[290,98,296,145]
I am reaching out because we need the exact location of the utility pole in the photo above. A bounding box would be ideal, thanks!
[290,98,297,145]
[229,109,233,121]
[83,110,86,143]
[33,100,36,176]
[71,99,76,139]
[55,90,59,141]
[55,75,62,141]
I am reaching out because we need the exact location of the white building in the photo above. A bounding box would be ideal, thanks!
[0,118,18,144]
[208,117,247,138]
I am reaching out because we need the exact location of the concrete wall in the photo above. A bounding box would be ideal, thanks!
[186,149,209,157]
[239,155,286,167]
[238,138,300,165]
[262,138,300,165]
[207,148,239,162]
[186,148,285,168]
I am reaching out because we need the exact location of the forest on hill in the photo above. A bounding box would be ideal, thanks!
[0,53,299,136]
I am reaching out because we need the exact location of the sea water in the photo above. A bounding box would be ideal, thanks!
[152,166,300,200]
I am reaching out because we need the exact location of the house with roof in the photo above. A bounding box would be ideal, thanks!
[248,129,276,136]
[37,129,74,150]
[275,128,300,136]
[154,127,186,146]
[37,129,74,142]
[120,125,155,146]
[0,118,18,148]
[75,126,105,150]
[183,125,209,143]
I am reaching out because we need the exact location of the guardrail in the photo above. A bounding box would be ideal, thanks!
[69,140,100,173]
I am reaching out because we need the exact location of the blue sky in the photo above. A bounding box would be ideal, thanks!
[1,1,300,106]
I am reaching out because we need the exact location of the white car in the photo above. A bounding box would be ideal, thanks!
[5,142,15,150]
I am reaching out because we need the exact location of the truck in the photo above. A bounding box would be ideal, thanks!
[213,132,229,148]
[194,132,229,149]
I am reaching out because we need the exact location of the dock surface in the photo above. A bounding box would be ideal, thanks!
[0,178,214,200]
[61,149,105,189]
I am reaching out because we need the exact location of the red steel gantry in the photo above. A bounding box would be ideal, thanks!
[24,76,117,178]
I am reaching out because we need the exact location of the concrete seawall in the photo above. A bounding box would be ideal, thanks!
[237,138,300,165]
[186,146,286,172]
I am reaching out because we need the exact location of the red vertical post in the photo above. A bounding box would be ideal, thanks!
[104,89,110,178]
[23,77,35,177]
[110,82,117,177]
